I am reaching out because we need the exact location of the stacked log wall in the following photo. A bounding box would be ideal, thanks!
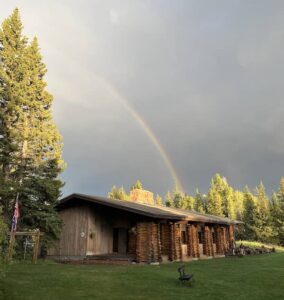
[187,224,200,258]
[169,223,182,261]
[204,225,214,256]
[216,226,225,254]
[136,222,161,263]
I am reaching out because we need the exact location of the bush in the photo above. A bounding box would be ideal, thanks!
[0,207,8,257]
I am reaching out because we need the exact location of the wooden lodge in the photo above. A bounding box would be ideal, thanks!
[48,190,242,263]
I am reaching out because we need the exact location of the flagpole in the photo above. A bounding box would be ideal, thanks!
[7,189,21,261]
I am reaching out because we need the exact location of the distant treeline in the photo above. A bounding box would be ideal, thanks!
[108,175,284,245]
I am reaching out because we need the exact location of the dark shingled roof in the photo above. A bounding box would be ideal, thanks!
[58,193,243,225]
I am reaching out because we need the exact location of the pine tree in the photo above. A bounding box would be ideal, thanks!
[270,192,281,244]
[234,190,245,220]
[130,180,143,190]
[223,184,235,219]
[243,186,257,240]
[183,194,195,210]
[206,174,237,218]
[108,185,128,200]
[0,9,64,252]
[254,182,273,242]
[155,194,163,206]
[118,186,127,200]
[195,189,206,213]
[165,191,174,207]
[108,186,119,199]
[271,178,284,245]
[172,187,184,208]
[206,174,224,216]
[0,8,28,221]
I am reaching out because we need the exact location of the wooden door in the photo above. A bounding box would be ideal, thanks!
[113,228,127,254]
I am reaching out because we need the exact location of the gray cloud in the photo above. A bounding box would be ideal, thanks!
[1,0,284,196]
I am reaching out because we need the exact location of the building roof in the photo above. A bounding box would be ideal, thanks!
[58,193,242,225]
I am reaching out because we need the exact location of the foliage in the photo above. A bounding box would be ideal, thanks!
[252,183,273,242]
[270,178,284,245]
[194,189,206,213]
[242,187,257,240]
[206,174,225,216]
[165,191,173,207]
[108,185,128,200]
[236,240,284,253]
[155,194,163,206]
[130,180,143,190]
[0,9,64,253]
[0,207,8,254]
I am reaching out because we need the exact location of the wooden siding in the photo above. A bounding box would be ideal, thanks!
[48,205,89,256]
[86,208,113,255]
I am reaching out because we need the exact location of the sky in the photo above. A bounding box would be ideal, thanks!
[1,1,284,197]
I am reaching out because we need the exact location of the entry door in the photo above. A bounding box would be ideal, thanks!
[113,228,127,254]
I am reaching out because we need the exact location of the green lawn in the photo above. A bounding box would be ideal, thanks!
[1,253,284,300]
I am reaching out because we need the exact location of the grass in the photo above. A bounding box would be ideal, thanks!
[1,253,284,300]
[236,240,284,252]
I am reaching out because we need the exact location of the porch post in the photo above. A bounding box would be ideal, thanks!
[216,226,225,255]
[169,222,182,261]
[204,225,214,257]
[136,222,162,263]
[187,224,200,258]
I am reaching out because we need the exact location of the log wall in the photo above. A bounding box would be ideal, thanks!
[203,225,214,256]
[168,223,182,261]
[187,224,200,258]
[136,222,161,263]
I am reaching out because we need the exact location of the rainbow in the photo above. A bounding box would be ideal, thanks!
[95,76,184,194]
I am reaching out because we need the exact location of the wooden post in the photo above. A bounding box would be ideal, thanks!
[204,225,214,257]
[187,224,200,258]
[216,226,225,255]
[6,231,15,261]
[7,230,42,263]
[32,230,40,264]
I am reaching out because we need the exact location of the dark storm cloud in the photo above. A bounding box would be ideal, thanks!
[1,0,284,196]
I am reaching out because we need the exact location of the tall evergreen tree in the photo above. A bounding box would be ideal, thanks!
[243,186,258,240]
[155,194,163,206]
[254,182,273,242]
[206,174,224,216]
[0,9,64,251]
[183,194,195,210]
[108,185,128,200]
[206,174,236,218]
[172,187,184,208]
[130,180,143,190]
[234,190,245,220]
[165,191,174,207]
[223,183,236,219]
[271,178,284,245]
[195,189,206,213]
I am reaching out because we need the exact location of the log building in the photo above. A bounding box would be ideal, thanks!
[48,190,241,263]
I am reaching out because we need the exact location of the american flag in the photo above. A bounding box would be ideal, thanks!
[11,200,20,231]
